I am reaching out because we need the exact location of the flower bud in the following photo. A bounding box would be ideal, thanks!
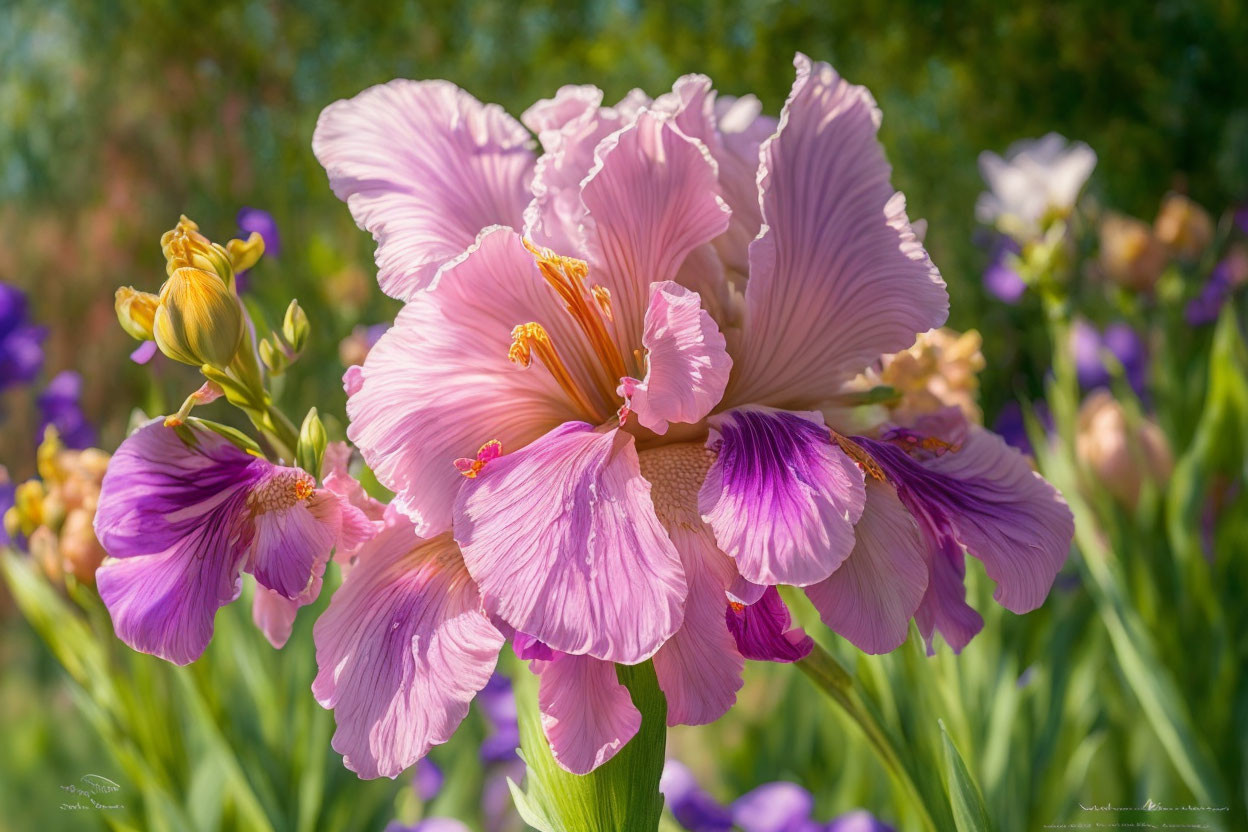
[1155,194,1213,260]
[1076,390,1172,510]
[259,336,289,375]
[114,287,160,341]
[154,267,245,368]
[282,299,309,354]
[1098,213,1168,292]
[296,407,328,476]
[161,215,233,280]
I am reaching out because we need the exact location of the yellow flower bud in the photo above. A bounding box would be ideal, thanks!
[13,480,47,537]
[154,267,245,368]
[161,215,233,280]
[115,286,160,341]
[226,231,265,274]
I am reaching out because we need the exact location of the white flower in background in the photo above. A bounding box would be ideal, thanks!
[976,132,1097,240]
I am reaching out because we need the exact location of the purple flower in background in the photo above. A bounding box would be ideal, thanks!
[662,760,897,832]
[660,761,734,832]
[1234,204,1248,236]
[992,400,1052,456]
[1070,320,1148,394]
[0,282,47,392]
[37,371,96,449]
[238,207,281,257]
[93,420,374,664]
[1184,254,1248,326]
[983,237,1026,304]
[234,207,281,293]
[413,757,444,802]
[477,672,520,763]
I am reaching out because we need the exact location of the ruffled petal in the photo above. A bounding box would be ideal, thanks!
[581,111,732,355]
[252,555,326,650]
[535,653,641,775]
[859,425,1073,616]
[96,505,247,665]
[93,419,262,559]
[804,479,928,654]
[313,523,504,779]
[654,75,774,276]
[727,55,947,408]
[914,535,984,654]
[346,227,587,536]
[651,523,744,726]
[725,587,813,663]
[619,281,731,434]
[699,407,866,587]
[455,422,686,664]
[246,475,337,598]
[313,80,535,300]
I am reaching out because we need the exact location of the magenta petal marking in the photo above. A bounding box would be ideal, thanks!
[857,426,1073,616]
[725,587,813,663]
[699,407,866,587]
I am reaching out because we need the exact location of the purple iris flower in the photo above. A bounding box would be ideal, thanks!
[0,282,46,392]
[37,371,96,449]
[662,760,897,832]
[992,400,1052,456]
[476,673,520,764]
[238,207,281,257]
[92,419,373,664]
[413,757,444,802]
[234,207,281,293]
[1185,258,1237,326]
[982,237,1026,304]
[1070,320,1147,395]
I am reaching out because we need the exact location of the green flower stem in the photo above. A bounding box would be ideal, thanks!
[798,643,940,832]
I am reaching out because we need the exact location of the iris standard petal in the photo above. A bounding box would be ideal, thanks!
[346,227,587,536]
[313,79,535,300]
[727,54,947,408]
[581,110,732,353]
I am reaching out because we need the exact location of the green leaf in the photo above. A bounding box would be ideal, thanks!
[511,659,667,832]
[184,417,263,456]
[939,720,992,832]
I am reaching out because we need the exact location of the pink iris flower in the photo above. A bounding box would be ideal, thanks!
[313,54,1074,776]
[93,422,375,664]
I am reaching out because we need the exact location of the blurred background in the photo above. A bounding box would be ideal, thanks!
[2,1,1246,830]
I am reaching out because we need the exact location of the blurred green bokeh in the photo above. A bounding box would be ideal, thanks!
[2,2,1246,831]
